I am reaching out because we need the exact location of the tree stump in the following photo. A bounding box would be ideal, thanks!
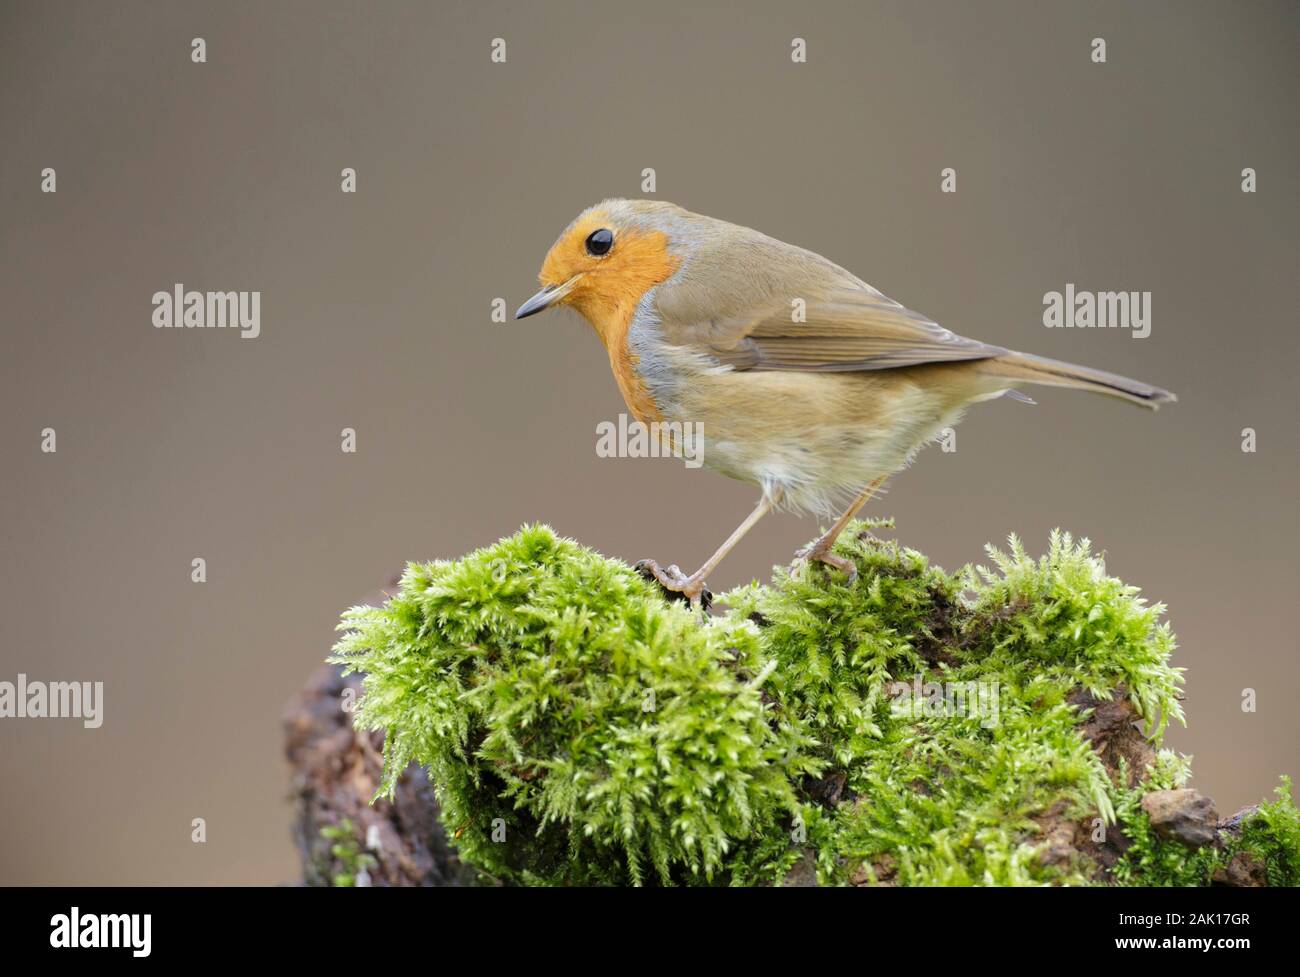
[283,661,475,886]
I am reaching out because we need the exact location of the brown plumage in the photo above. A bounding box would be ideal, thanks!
[517,199,1176,603]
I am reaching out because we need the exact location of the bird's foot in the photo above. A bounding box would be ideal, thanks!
[633,559,712,611]
[792,542,859,587]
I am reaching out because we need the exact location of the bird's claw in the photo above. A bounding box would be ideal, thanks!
[633,559,712,611]
[792,545,859,587]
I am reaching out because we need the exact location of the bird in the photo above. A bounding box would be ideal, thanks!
[516,199,1175,605]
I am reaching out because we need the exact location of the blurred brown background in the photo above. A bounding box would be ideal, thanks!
[1,1,1296,883]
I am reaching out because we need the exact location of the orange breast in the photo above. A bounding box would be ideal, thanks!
[570,229,680,426]
[607,336,663,426]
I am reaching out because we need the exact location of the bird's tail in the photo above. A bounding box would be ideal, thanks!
[978,350,1177,409]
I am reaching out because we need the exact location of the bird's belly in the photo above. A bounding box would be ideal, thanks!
[659,367,971,516]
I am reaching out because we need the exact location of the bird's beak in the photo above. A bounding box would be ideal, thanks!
[515,275,582,319]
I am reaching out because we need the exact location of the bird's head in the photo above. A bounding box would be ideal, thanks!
[516,199,685,342]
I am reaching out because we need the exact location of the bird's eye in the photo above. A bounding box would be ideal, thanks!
[585,228,614,256]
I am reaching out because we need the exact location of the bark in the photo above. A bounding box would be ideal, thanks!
[283,661,474,886]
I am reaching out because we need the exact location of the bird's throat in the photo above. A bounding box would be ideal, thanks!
[571,231,680,426]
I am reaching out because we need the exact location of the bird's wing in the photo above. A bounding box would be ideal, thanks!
[654,235,1003,372]
[704,287,1004,372]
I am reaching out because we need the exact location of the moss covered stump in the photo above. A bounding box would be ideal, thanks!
[309,523,1299,886]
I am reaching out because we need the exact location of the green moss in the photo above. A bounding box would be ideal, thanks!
[721,521,955,765]
[320,818,377,887]
[965,532,1183,739]
[1111,775,1300,887]
[331,525,820,885]
[1238,778,1300,886]
[330,522,1299,886]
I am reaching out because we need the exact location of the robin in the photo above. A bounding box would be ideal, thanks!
[516,199,1175,605]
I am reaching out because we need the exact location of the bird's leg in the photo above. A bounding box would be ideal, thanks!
[636,494,775,608]
[793,476,887,586]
